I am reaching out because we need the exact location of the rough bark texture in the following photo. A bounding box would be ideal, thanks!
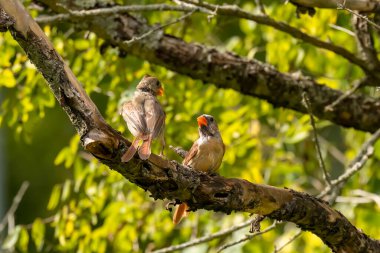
[1,1,380,252]
[269,190,380,253]
[39,0,380,133]
[290,0,380,11]
[352,13,380,70]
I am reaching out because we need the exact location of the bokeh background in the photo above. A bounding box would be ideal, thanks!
[1,0,380,252]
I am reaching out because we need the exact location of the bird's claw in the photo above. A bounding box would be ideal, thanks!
[165,201,177,211]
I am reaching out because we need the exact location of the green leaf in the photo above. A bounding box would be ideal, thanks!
[61,180,71,202]
[284,131,310,144]
[374,140,380,160]
[0,69,16,88]
[17,227,29,252]
[54,148,68,166]
[32,218,45,251]
[2,226,21,250]
[47,184,61,210]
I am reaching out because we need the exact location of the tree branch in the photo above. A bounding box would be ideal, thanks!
[0,181,29,234]
[1,1,380,252]
[177,0,374,75]
[290,0,380,12]
[38,0,380,133]
[216,221,278,252]
[35,1,378,79]
[352,12,380,69]
[302,92,331,186]
[318,127,380,198]
[152,219,253,253]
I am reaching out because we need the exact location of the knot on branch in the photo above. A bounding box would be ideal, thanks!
[83,128,121,159]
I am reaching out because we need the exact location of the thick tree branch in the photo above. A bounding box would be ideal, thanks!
[36,1,373,76]
[1,1,380,252]
[290,0,380,12]
[178,0,375,75]
[38,0,380,133]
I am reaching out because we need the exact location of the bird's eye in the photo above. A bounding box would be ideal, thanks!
[210,117,214,122]
[156,81,160,87]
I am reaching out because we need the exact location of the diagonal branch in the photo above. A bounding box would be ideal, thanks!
[1,1,380,252]
[290,0,380,12]
[0,181,29,234]
[36,1,374,76]
[38,0,380,133]
[178,0,375,76]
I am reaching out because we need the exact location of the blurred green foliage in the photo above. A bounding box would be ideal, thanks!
[1,0,379,252]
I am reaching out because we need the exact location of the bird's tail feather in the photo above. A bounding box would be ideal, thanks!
[121,137,140,162]
[138,137,152,160]
[173,203,188,225]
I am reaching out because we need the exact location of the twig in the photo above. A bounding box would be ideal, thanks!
[36,1,371,74]
[35,4,211,25]
[272,127,380,251]
[337,3,380,31]
[0,181,29,233]
[163,112,380,253]
[123,10,196,45]
[169,145,188,158]
[255,0,267,15]
[318,127,380,198]
[177,0,371,75]
[329,24,355,36]
[302,92,331,186]
[152,219,253,253]
[22,216,55,230]
[273,230,302,253]
[217,221,278,252]
[351,11,380,70]
[324,78,363,111]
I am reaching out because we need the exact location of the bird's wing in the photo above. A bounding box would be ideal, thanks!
[121,101,147,136]
[183,140,199,166]
[144,98,166,139]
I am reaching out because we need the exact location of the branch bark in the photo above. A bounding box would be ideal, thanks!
[1,1,380,252]
[290,0,380,11]
[352,12,380,69]
[38,0,380,133]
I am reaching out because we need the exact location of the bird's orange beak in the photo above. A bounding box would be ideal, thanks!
[157,86,164,96]
[197,115,208,127]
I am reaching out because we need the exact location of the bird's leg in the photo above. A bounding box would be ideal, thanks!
[165,200,177,212]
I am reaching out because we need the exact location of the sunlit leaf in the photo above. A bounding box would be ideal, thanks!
[0,69,16,87]
[32,218,45,251]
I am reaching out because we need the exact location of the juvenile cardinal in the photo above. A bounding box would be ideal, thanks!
[173,114,225,225]
[120,75,165,162]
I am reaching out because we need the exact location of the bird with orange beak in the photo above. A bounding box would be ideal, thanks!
[173,114,225,225]
[120,75,165,162]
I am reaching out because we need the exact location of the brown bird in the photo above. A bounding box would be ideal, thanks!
[120,75,166,162]
[173,114,225,225]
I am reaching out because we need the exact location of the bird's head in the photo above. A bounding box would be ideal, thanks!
[136,74,164,96]
[197,114,220,137]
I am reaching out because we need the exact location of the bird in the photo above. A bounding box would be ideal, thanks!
[173,114,225,225]
[120,75,166,162]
